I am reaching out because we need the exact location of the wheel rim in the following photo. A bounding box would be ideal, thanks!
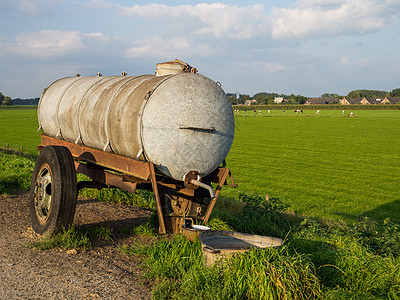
[33,163,53,224]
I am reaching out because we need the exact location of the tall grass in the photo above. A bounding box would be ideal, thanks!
[122,197,400,299]
[121,234,321,300]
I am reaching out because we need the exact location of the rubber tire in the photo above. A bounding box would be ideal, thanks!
[29,146,77,236]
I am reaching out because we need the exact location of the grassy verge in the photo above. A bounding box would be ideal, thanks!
[121,195,400,299]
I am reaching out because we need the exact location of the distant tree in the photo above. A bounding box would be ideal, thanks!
[12,97,40,105]
[347,89,388,98]
[228,95,236,105]
[252,92,281,105]
[236,94,250,105]
[2,96,12,105]
[347,90,361,98]
[0,92,4,104]
[295,95,308,104]
[321,93,340,98]
[390,88,400,97]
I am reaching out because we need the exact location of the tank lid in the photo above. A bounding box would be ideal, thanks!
[155,59,197,76]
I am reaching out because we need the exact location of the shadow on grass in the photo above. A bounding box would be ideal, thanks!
[362,199,400,224]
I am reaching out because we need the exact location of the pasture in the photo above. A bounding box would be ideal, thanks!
[1,108,399,223]
[0,108,40,154]
[227,109,400,224]
[1,107,400,299]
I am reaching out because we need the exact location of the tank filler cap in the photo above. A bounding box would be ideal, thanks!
[155,59,197,76]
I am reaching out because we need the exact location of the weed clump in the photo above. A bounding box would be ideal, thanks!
[30,225,91,250]
[213,193,293,238]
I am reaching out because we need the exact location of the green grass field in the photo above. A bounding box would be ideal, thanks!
[0,109,40,154]
[1,107,400,299]
[226,110,400,224]
[1,108,399,223]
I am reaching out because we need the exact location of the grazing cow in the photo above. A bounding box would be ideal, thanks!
[316,110,320,114]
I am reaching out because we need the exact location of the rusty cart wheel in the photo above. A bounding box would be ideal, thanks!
[29,146,77,236]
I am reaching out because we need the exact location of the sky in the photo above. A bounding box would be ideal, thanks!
[0,0,400,99]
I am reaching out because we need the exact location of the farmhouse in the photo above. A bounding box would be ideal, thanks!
[339,96,400,105]
[244,99,257,105]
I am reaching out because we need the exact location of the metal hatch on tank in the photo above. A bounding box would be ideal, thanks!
[31,59,237,235]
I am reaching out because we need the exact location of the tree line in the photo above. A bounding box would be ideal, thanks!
[0,92,40,106]
[0,92,12,106]
[229,88,400,105]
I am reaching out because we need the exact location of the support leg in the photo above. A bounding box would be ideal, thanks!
[202,168,230,224]
[149,162,166,234]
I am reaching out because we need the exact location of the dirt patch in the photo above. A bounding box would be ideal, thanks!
[0,192,153,299]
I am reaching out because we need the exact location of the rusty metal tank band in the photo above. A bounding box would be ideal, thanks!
[55,77,83,140]
[78,75,137,151]
[103,75,152,154]
[77,76,118,146]
[137,74,178,160]
[38,77,81,139]
[79,75,137,150]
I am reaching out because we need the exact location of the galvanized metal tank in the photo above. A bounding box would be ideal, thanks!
[38,61,235,181]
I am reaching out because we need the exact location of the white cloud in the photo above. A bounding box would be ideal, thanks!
[82,32,110,43]
[119,3,270,40]
[118,1,400,42]
[265,62,287,71]
[125,36,215,58]
[17,0,56,17]
[14,30,83,56]
[0,30,112,58]
[271,0,400,40]
[341,56,369,68]
[81,0,114,9]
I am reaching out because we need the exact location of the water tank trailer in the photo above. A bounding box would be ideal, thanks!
[30,60,236,235]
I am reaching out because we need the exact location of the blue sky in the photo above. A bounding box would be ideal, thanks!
[1,0,399,98]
